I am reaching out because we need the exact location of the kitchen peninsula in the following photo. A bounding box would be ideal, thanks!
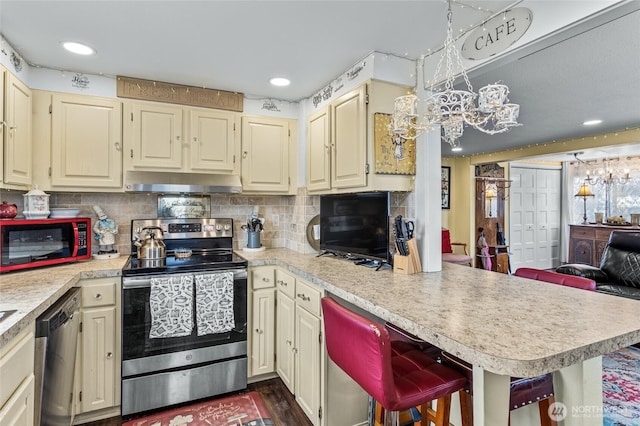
[242,248,640,426]
[2,251,640,425]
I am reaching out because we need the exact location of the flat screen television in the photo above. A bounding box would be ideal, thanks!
[319,192,390,262]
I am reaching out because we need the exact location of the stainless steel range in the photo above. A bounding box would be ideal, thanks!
[121,218,248,416]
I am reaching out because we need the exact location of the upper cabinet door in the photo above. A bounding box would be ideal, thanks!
[189,109,237,173]
[4,72,32,186]
[331,85,367,189]
[241,116,290,192]
[306,106,331,192]
[126,102,183,170]
[51,94,123,188]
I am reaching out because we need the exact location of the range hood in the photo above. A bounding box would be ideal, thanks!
[124,171,242,194]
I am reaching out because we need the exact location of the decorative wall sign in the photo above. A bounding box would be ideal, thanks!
[117,76,243,112]
[462,8,532,60]
[374,113,416,175]
[442,166,451,209]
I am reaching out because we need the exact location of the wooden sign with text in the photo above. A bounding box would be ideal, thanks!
[117,76,243,112]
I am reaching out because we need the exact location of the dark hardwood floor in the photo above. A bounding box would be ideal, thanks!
[82,378,313,426]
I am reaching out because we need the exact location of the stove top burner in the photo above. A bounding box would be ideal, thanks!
[123,218,247,276]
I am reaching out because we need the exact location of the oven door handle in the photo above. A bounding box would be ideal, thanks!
[122,269,248,289]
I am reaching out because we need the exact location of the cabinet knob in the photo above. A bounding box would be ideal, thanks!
[286,340,292,346]
[176,135,181,141]
[255,329,263,334]
[9,125,17,130]
[95,293,102,299]
[262,277,270,282]
[297,293,310,302]
[114,142,121,151]
[243,151,248,159]
[106,352,113,359]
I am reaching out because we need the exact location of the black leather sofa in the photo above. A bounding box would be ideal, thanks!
[556,231,640,300]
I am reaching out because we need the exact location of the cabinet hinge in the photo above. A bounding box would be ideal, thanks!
[365,91,369,105]
[365,163,370,174]
[288,176,291,186]
[130,112,134,122]
[233,154,236,164]
[79,322,83,332]
[130,149,134,159]
[79,391,82,402]
[288,129,291,137]
[319,330,322,344]
[49,104,52,114]
[233,123,236,131]
[48,167,52,177]
[319,406,322,419]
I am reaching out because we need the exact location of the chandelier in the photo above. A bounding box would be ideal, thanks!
[389,1,521,150]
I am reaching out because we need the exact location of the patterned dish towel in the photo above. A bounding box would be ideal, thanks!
[195,272,235,336]
[149,274,194,338]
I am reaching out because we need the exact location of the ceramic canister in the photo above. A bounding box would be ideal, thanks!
[23,186,50,219]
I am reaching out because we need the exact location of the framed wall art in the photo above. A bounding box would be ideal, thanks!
[441,166,451,209]
[373,113,416,175]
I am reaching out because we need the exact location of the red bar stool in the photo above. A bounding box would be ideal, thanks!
[321,297,466,426]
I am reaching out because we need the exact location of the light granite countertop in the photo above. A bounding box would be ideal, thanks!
[241,248,640,378]
[3,248,640,380]
[0,257,127,347]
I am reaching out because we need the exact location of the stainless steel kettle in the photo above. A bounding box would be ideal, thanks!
[133,226,166,260]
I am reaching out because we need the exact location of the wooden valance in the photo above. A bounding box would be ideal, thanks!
[116,76,243,112]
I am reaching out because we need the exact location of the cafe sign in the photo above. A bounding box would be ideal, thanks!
[462,8,532,60]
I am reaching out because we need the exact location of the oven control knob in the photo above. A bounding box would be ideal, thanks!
[224,224,231,231]
[215,224,222,231]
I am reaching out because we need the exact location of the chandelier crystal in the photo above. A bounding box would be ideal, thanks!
[389,2,521,149]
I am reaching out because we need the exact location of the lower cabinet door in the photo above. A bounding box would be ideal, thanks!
[251,288,275,376]
[78,306,116,413]
[275,292,295,392]
[0,374,35,426]
[294,306,321,426]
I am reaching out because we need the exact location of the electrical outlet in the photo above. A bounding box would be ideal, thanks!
[271,215,279,226]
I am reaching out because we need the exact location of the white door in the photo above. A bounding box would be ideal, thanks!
[509,165,561,271]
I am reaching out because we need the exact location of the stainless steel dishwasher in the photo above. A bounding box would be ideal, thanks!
[34,287,81,426]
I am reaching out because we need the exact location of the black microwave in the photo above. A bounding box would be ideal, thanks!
[0,218,91,273]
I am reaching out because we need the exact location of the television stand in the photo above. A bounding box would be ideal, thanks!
[317,250,339,258]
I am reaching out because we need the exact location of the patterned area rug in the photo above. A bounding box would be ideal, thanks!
[604,346,640,426]
[123,392,274,426]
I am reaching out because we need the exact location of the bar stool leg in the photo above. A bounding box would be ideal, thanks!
[538,397,557,426]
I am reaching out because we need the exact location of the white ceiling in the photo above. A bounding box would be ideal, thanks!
[1,0,639,159]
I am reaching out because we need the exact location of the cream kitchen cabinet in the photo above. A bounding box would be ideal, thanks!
[0,325,35,426]
[2,70,32,188]
[274,268,323,426]
[73,277,121,422]
[306,80,414,194]
[241,116,296,194]
[249,266,276,377]
[0,66,4,186]
[123,100,239,174]
[51,94,123,189]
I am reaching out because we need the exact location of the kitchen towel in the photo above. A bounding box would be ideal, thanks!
[195,272,235,336]
[149,274,194,339]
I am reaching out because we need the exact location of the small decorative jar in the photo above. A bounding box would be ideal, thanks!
[23,186,50,219]
[0,201,18,219]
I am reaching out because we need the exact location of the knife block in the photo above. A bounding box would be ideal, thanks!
[393,239,422,274]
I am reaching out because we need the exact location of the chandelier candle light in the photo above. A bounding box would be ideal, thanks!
[575,183,595,224]
[389,1,521,150]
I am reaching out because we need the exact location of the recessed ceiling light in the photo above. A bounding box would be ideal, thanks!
[269,77,290,87]
[62,41,96,56]
[451,146,463,152]
[583,119,602,126]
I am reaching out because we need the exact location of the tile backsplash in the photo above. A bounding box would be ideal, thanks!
[0,188,411,256]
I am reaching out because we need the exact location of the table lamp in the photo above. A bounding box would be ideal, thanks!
[575,183,594,224]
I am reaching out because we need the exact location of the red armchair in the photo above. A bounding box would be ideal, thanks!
[442,228,472,266]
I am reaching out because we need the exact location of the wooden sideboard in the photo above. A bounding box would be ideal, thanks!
[568,224,639,266]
